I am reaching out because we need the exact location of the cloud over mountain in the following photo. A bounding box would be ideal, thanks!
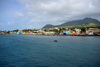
[20,0,100,27]
[1,0,100,30]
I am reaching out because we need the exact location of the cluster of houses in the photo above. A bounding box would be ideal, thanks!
[62,28,100,35]
[9,29,55,35]
[8,27,100,36]
[0,31,5,35]
[61,28,81,35]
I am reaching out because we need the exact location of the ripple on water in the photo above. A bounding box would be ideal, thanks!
[0,35,100,67]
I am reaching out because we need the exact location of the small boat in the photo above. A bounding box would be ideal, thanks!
[53,40,58,42]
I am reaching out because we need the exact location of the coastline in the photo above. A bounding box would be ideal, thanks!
[1,34,100,36]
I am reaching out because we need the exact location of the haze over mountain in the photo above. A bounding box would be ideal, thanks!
[43,18,100,28]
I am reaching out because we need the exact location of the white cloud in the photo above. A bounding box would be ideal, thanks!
[19,0,100,28]
[7,21,15,26]
[14,12,23,19]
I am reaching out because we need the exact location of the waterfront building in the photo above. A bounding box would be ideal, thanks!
[17,30,22,35]
[75,28,81,34]
[43,31,55,35]
[0,31,4,35]
[63,30,71,35]
[10,32,17,35]
[86,28,100,35]
[22,32,27,35]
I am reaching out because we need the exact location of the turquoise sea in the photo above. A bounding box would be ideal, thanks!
[0,35,100,67]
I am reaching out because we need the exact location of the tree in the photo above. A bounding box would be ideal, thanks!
[80,27,86,32]
[13,29,19,32]
[6,31,10,34]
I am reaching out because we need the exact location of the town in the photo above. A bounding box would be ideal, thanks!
[0,26,100,36]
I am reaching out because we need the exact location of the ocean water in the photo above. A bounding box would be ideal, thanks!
[0,35,100,67]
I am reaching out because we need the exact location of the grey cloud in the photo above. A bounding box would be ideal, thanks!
[20,0,100,28]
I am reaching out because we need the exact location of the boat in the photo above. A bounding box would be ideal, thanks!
[53,40,58,42]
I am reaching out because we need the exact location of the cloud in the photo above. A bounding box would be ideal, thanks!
[14,12,23,19]
[7,21,15,26]
[19,0,100,28]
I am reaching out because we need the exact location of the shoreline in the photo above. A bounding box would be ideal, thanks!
[0,34,100,36]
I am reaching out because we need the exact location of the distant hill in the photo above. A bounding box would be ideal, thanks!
[42,18,100,28]
[42,24,55,28]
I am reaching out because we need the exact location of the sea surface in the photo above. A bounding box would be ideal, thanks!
[0,35,100,67]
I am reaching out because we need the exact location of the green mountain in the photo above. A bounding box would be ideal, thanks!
[42,18,100,28]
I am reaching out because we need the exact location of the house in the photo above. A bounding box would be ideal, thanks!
[86,28,100,35]
[63,30,71,35]
[43,31,55,35]
[17,30,22,35]
[22,32,27,35]
[74,28,81,35]
[75,28,81,34]
[0,31,4,35]
[10,32,17,35]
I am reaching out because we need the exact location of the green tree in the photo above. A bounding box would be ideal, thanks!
[80,27,86,32]
[13,29,19,32]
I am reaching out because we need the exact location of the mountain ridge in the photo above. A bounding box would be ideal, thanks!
[42,18,100,28]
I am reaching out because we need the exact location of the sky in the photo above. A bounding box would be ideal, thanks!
[0,0,100,31]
